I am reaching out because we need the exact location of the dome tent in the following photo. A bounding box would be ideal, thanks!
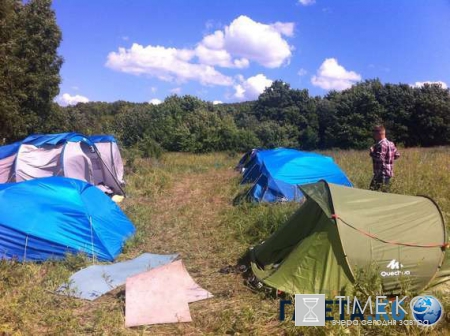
[241,148,352,202]
[0,177,135,261]
[250,181,448,295]
[0,132,125,195]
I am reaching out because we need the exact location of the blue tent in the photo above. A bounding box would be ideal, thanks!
[241,148,333,184]
[0,177,135,261]
[244,148,352,202]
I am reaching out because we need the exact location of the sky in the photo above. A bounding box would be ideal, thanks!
[52,0,450,106]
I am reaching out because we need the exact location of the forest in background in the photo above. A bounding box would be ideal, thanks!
[1,0,450,154]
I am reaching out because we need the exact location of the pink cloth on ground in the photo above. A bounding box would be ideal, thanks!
[125,260,212,327]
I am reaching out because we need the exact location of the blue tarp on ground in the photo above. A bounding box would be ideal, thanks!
[243,148,352,202]
[0,177,135,261]
[58,253,178,300]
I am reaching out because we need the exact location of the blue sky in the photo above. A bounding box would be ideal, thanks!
[53,0,450,106]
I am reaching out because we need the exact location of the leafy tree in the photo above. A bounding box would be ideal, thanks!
[410,83,450,146]
[0,0,62,142]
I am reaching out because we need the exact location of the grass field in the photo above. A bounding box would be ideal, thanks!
[1,148,449,335]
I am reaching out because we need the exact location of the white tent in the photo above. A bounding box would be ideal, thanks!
[0,133,125,195]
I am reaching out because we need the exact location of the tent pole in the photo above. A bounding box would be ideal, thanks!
[241,161,259,184]
[244,173,263,201]
[89,216,96,265]
[23,235,28,261]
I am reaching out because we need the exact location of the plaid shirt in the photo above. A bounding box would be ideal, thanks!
[370,138,400,177]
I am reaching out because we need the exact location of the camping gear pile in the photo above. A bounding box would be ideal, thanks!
[58,254,212,326]
[239,148,352,202]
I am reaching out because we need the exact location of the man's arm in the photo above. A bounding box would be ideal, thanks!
[370,142,387,160]
[393,144,400,160]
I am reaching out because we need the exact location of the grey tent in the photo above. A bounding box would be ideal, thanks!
[0,133,125,195]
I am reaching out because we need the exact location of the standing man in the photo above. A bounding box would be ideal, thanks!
[369,125,400,191]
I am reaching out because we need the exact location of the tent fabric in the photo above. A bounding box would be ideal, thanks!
[15,144,64,181]
[0,141,21,160]
[0,132,125,195]
[236,148,260,173]
[241,148,334,184]
[22,132,92,147]
[241,148,352,202]
[125,260,212,327]
[89,135,125,185]
[88,135,117,143]
[58,253,178,300]
[0,142,21,183]
[0,177,135,262]
[251,181,447,294]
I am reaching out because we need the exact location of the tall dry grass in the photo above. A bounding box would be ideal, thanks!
[0,148,448,335]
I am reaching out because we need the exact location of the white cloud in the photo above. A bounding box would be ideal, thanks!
[148,98,162,105]
[299,0,316,5]
[56,93,89,106]
[234,74,273,101]
[195,42,249,69]
[212,100,223,105]
[222,16,293,68]
[298,68,307,76]
[412,81,448,89]
[270,22,295,37]
[106,16,293,88]
[170,87,182,94]
[311,58,361,91]
[150,86,157,93]
[106,43,233,86]
[196,16,294,69]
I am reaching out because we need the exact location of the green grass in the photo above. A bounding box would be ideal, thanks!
[0,148,449,335]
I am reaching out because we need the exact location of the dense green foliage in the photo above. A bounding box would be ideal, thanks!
[0,0,449,151]
[0,0,62,142]
[31,79,449,153]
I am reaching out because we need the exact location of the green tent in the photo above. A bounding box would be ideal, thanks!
[250,181,449,295]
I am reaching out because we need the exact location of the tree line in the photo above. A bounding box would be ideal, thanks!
[41,80,450,153]
[1,0,449,153]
